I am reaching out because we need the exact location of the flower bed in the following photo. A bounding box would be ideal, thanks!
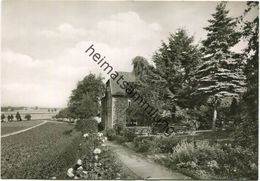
[153,141,258,180]
[66,132,135,179]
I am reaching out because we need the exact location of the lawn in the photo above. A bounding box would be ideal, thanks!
[1,122,81,179]
[1,120,44,135]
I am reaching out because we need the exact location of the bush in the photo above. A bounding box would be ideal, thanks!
[106,128,116,141]
[114,122,125,135]
[133,136,155,153]
[132,136,184,154]
[124,128,137,142]
[168,140,258,179]
[25,114,31,121]
[154,136,182,153]
[75,118,98,133]
[114,135,127,144]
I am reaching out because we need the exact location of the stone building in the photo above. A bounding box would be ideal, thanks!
[101,72,135,129]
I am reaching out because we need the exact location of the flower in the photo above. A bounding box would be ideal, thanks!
[95,155,99,160]
[97,132,103,137]
[190,161,197,168]
[77,166,83,171]
[104,136,108,141]
[93,148,101,154]
[101,143,106,147]
[67,168,74,178]
[77,159,82,165]
[83,133,89,138]
[207,160,219,169]
[82,171,88,174]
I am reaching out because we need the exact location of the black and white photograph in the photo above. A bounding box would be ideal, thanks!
[1,0,259,180]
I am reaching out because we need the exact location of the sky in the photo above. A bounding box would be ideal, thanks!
[1,0,257,108]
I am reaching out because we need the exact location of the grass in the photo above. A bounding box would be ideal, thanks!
[1,122,81,179]
[1,120,44,135]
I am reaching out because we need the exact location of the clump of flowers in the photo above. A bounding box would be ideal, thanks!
[207,160,219,170]
[67,132,122,179]
[67,159,88,179]
[83,133,89,138]
[93,148,101,154]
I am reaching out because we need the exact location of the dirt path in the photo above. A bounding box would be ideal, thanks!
[1,120,71,138]
[1,121,52,138]
[107,141,190,180]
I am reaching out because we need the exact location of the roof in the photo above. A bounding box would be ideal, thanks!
[109,71,135,96]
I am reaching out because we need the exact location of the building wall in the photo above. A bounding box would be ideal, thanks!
[111,96,128,127]
[101,80,113,130]
[101,97,106,129]
[102,81,129,130]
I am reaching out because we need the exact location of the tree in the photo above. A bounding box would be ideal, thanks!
[68,73,105,119]
[201,2,240,55]
[193,2,246,130]
[10,114,14,121]
[1,114,5,122]
[56,108,70,119]
[126,56,157,126]
[16,112,22,121]
[152,29,201,113]
[25,114,32,121]
[132,56,149,80]
[235,2,258,152]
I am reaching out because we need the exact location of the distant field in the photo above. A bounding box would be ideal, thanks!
[1,122,81,179]
[1,120,44,135]
[2,110,57,120]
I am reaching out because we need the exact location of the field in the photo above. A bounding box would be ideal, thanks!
[1,120,44,135]
[2,108,59,120]
[1,122,81,179]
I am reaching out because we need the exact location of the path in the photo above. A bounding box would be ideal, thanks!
[1,120,67,138]
[107,141,190,180]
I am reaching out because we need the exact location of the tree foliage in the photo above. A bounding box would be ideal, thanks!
[193,2,246,129]
[68,73,105,119]
[234,2,259,152]
[153,29,201,109]
[201,2,240,55]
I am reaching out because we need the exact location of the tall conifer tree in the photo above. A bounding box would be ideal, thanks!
[194,2,246,130]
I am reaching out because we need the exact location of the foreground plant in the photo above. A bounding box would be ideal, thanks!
[67,132,122,179]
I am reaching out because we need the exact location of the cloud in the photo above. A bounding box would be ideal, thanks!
[39,11,163,54]
[40,23,86,39]
[2,11,163,107]
[95,11,162,47]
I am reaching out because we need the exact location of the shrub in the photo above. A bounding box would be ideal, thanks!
[124,128,137,142]
[114,122,125,135]
[75,118,98,133]
[133,136,155,153]
[168,140,258,180]
[154,136,182,153]
[106,128,116,141]
[25,114,32,121]
[114,135,127,144]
